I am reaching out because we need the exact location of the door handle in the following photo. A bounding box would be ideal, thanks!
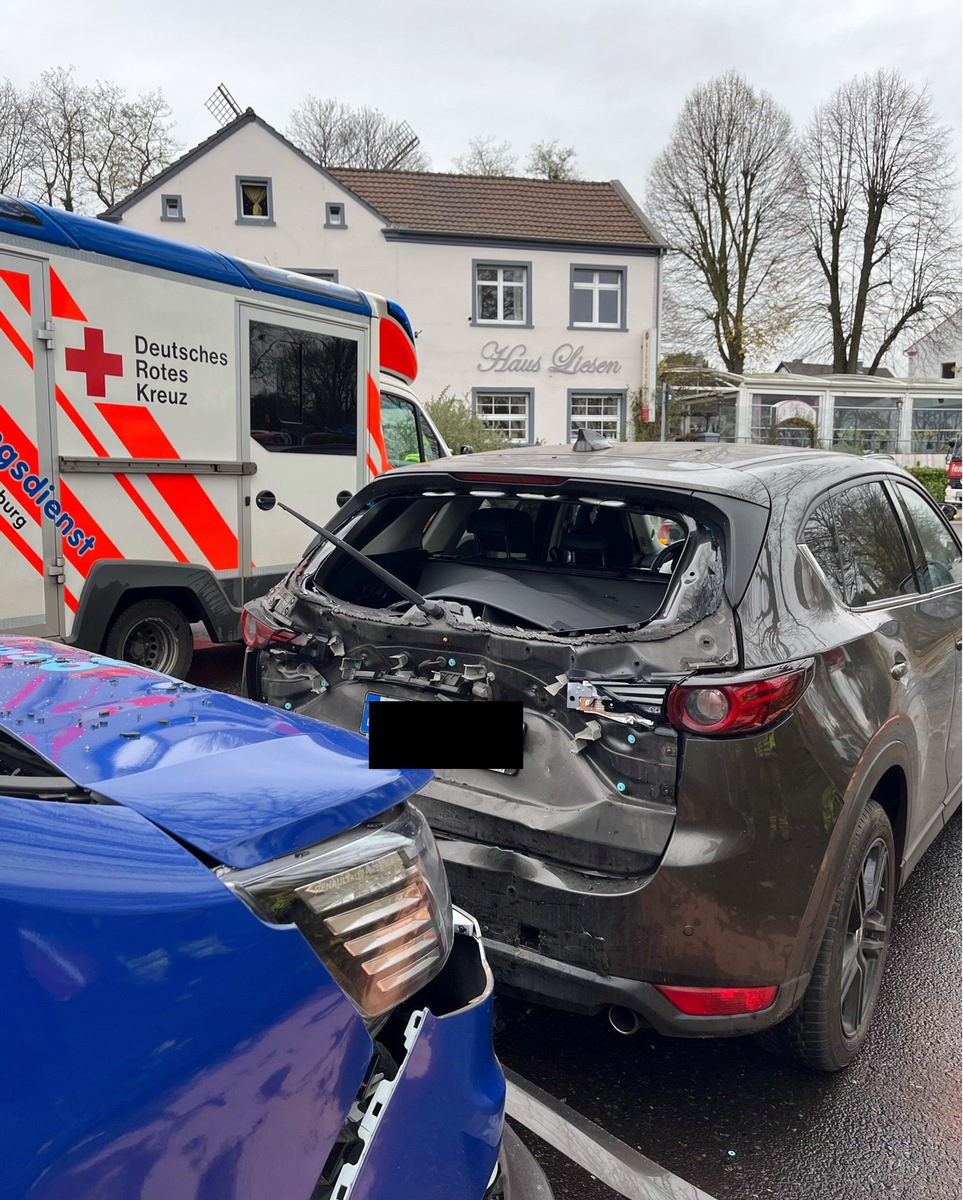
[890,659,908,680]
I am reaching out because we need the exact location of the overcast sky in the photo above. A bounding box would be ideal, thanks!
[5,0,961,207]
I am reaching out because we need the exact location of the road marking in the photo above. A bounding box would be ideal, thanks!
[503,1066,719,1200]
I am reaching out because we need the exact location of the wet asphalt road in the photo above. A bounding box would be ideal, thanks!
[189,640,961,1200]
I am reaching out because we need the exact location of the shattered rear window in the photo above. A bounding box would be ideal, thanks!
[307,484,725,636]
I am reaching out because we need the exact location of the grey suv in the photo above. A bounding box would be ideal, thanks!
[242,442,961,1071]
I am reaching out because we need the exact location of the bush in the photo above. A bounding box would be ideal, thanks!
[425,387,511,454]
[905,466,946,503]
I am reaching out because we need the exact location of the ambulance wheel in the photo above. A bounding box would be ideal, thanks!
[105,599,193,678]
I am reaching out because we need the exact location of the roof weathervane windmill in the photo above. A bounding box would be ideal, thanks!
[205,84,243,128]
[382,120,420,169]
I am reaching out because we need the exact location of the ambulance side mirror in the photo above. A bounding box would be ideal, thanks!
[255,490,276,511]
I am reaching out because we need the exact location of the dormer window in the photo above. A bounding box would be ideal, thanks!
[325,203,346,228]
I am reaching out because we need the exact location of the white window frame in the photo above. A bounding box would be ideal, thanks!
[570,265,626,330]
[568,390,625,442]
[473,388,534,444]
[472,260,531,326]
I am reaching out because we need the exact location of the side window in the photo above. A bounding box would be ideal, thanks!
[380,394,422,466]
[834,482,917,606]
[803,496,847,602]
[418,415,443,462]
[893,483,962,591]
[249,321,358,454]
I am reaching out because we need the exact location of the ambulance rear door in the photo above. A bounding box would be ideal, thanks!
[240,303,368,597]
[0,249,63,637]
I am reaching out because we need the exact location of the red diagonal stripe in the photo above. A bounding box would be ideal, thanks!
[0,398,122,573]
[56,388,189,564]
[367,374,390,475]
[0,270,31,315]
[95,403,238,571]
[49,267,87,322]
[0,308,34,367]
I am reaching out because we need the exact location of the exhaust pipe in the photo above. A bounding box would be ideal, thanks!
[607,1005,641,1036]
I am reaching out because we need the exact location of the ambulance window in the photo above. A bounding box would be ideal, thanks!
[250,321,358,454]
[381,394,423,466]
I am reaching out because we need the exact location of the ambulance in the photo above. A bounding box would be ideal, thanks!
[0,195,448,676]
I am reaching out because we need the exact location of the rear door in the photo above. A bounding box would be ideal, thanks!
[0,249,62,636]
[240,305,367,595]
[831,479,958,861]
[887,479,962,813]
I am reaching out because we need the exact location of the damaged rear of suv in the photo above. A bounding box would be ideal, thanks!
[244,440,962,1072]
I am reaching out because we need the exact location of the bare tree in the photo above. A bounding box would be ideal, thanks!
[287,96,429,170]
[451,134,517,176]
[527,138,580,181]
[646,72,801,374]
[0,78,33,195]
[795,69,960,374]
[30,67,87,211]
[4,68,179,213]
[81,82,178,208]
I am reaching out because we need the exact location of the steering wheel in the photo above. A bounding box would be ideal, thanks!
[650,540,684,574]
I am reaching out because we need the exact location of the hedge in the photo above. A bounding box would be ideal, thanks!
[905,466,947,503]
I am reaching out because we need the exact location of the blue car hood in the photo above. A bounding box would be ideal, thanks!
[0,638,432,868]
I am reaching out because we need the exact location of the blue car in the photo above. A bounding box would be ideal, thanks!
[0,637,550,1200]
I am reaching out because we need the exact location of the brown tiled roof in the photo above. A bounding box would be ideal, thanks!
[326,169,662,248]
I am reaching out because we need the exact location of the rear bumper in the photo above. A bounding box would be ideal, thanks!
[485,937,808,1037]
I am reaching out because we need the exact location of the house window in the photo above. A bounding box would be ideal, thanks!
[236,177,274,223]
[570,266,626,329]
[942,362,958,379]
[161,194,183,221]
[473,261,531,325]
[569,390,624,441]
[325,203,346,228]
[474,390,533,444]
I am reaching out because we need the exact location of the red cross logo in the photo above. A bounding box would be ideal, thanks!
[64,327,124,397]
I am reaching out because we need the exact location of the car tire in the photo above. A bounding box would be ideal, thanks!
[104,599,194,679]
[760,799,895,1072]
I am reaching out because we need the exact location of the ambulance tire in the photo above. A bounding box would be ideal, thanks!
[104,599,194,679]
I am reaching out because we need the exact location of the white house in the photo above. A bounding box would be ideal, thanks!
[903,310,961,381]
[104,110,666,446]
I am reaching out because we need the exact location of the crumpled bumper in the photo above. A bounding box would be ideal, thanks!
[329,909,552,1200]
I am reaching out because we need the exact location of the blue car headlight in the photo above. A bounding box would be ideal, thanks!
[218,804,452,1018]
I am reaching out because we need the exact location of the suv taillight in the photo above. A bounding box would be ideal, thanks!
[667,665,811,736]
[241,606,300,650]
